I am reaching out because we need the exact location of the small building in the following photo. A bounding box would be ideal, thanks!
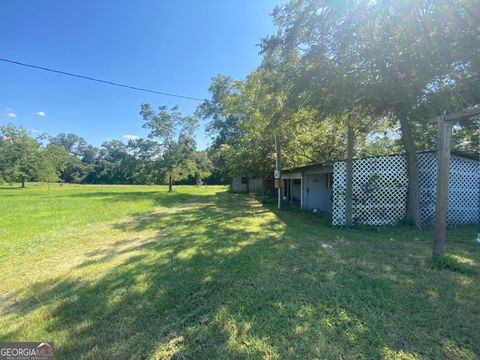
[281,151,479,226]
[231,175,273,195]
[281,163,333,212]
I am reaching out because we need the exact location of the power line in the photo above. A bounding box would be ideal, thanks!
[0,57,206,102]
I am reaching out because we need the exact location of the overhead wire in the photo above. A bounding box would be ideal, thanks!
[0,58,207,102]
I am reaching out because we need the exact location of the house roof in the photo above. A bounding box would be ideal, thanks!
[282,162,334,174]
[281,150,479,173]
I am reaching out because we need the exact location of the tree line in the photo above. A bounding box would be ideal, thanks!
[0,104,218,189]
[198,0,479,227]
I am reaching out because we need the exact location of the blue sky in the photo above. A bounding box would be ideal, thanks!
[0,1,280,149]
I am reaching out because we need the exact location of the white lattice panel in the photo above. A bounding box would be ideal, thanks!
[418,152,437,223]
[333,155,408,225]
[333,153,479,226]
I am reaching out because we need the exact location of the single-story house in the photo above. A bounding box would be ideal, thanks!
[281,151,479,226]
[231,175,273,195]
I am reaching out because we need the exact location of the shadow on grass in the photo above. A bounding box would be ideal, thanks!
[2,192,479,359]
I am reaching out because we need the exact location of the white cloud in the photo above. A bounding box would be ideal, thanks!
[31,129,41,133]
[6,112,17,118]
[123,134,139,141]
[35,111,46,117]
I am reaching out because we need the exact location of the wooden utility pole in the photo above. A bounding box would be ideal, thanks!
[345,114,355,226]
[432,107,480,260]
[274,132,282,210]
[433,114,452,260]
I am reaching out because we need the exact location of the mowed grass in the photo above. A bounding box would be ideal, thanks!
[0,184,479,359]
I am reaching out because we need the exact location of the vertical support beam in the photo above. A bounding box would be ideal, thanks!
[345,114,355,226]
[290,179,293,204]
[300,171,304,209]
[433,115,452,260]
[275,132,282,210]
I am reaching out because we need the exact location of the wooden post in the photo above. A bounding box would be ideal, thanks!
[300,171,304,209]
[290,179,293,204]
[275,132,282,210]
[431,107,480,260]
[433,115,452,260]
[345,114,355,226]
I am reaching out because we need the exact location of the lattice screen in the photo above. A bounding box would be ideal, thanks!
[332,153,479,226]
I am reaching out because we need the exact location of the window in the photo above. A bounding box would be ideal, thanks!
[240,177,247,184]
[293,179,301,185]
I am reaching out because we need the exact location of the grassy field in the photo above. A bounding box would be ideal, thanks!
[0,183,479,359]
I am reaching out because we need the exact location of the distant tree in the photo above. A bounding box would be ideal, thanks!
[140,104,199,191]
[191,151,213,186]
[0,124,41,187]
[81,144,100,164]
[90,140,130,184]
[125,138,160,184]
[101,140,129,163]
[49,133,87,157]
[61,157,89,183]
[204,146,227,184]
[38,144,69,191]
[127,138,160,161]
[160,134,197,190]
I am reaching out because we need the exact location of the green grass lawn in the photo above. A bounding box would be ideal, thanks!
[0,183,479,359]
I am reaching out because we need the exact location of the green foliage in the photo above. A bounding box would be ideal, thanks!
[264,0,479,148]
[141,104,210,187]
[37,144,69,184]
[199,65,403,180]
[49,133,88,157]
[0,124,42,186]
[0,104,215,187]
[191,151,213,185]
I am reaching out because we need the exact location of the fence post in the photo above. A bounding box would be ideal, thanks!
[433,115,452,260]
[345,114,355,226]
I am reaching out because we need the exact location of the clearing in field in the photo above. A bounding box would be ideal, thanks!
[0,184,479,359]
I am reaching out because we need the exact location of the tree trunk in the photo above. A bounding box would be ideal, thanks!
[21,177,25,188]
[398,116,421,228]
[168,174,173,192]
